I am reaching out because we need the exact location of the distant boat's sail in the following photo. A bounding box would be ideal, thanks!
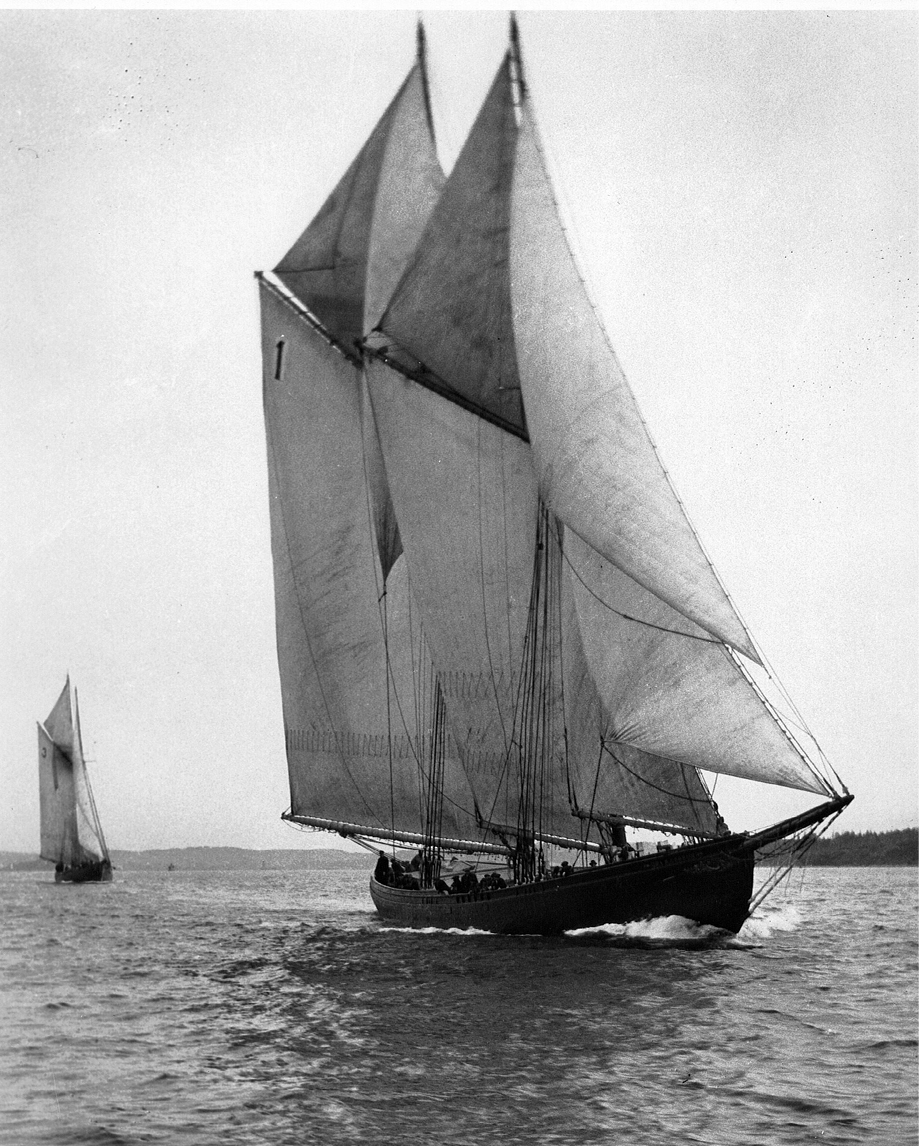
[37,679,108,869]
[258,19,847,907]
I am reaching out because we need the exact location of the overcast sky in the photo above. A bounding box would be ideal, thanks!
[1,8,915,853]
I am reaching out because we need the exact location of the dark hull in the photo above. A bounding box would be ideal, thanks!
[55,859,112,884]
[372,835,756,935]
[369,797,853,936]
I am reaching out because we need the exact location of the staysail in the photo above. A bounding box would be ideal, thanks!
[37,679,108,868]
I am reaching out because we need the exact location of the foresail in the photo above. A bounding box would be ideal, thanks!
[510,107,759,663]
[378,56,524,432]
[275,58,442,352]
[565,530,827,794]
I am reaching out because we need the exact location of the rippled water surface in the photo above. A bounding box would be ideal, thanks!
[1,865,915,1146]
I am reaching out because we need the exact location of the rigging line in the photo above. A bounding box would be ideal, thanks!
[357,379,400,844]
[600,740,713,806]
[537,510,555,849]
[474,509,551,847]
[749,810,843,914]
[726,646,835,796]
[500,434,518,711]
[378,586,486,826]
[585,741,606,845]
[559,544,723,646]
[383,592,396,844]
[475,415,515,755]
[355,404,455,815]
[263,377,382,828]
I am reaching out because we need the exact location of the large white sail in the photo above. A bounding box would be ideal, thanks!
[510,107,758,662]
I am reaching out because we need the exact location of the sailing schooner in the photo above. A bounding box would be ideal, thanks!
[37,678,112,884]
[257,18,851,934]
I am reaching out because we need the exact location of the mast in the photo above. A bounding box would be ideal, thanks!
[509,12,527,102]
[416,18,435,137]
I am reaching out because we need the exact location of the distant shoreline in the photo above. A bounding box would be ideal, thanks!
[4,828,916,872]
[0,846,369,873]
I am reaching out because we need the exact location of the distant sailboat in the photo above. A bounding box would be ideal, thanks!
[37,678,112,883]
[257,19,851,934]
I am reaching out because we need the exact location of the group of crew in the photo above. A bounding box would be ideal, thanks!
[373,852,510,893]
[373,834,692,895]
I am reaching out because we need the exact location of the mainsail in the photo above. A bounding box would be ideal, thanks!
[260,21,841,871]
[37,679,108,869]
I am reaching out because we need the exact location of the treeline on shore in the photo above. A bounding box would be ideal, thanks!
[4,828,916,872]
[795,828,917,866]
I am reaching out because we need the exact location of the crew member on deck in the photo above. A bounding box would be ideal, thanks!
[374,851,391,885]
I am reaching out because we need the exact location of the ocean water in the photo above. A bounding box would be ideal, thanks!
[0,865,915,1146]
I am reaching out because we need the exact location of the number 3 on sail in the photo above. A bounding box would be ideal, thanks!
[256,17,851,935]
